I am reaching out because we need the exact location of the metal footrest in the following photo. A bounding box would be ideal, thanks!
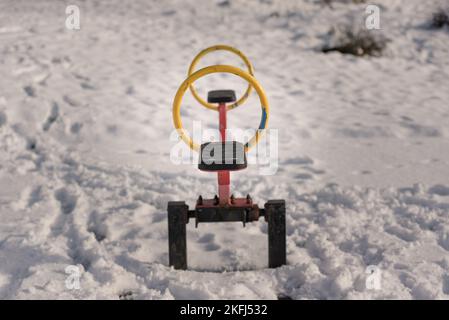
[194,195,259,227]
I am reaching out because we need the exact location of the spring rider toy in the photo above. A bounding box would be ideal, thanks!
[169,45,286,270]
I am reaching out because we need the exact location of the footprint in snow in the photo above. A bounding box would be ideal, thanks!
[384,224,418,243]
[295,173,313,180]
[205,243,221,251]
[42,102,59,131]
[80,82,95,90]
[198,233,221,251]
[0,111,7,127]
[428,184,449,196]
[283,156,314,166]
[87,210,108,242]
[442,275,449,295]
[23,85,36,97]
[54,188,77,215]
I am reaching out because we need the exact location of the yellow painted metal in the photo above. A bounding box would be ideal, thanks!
[188,45,254,111]
[173,65,269,152]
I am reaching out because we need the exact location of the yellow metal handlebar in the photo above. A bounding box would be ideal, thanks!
[187,45,254,111]
[173,65,269,152]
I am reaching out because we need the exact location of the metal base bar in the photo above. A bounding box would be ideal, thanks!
[265,200,287,268]
[167,197,286,270]
[167,201,188,270]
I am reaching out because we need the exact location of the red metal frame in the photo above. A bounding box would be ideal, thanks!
[195,101,257,213]
[217,102,230,205]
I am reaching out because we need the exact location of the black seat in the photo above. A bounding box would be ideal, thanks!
[198,141,247,171]
[207,90,236,103]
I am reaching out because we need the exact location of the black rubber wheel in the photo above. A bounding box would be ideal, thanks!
[265,200,286,268]
[167,201,188,270]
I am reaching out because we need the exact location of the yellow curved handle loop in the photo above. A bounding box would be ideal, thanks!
[188,45,255,111]
[173,65,269,152]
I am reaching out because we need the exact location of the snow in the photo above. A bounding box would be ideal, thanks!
[1,0,449,299]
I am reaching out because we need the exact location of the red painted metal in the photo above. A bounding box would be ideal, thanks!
[195,102,257,213]
[218,103,230,205]
[218,102,227,141]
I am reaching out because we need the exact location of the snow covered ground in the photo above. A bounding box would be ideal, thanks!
[1,0,449,299]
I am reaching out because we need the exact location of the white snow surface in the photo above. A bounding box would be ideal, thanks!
[1,0,449,299]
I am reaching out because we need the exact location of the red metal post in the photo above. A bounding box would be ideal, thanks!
[218,103,230,205]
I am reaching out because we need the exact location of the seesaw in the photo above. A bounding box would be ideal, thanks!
[168,45,286,270]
